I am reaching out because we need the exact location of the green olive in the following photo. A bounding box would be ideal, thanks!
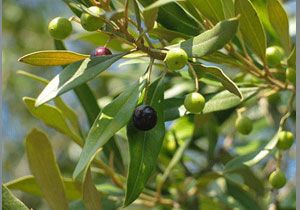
[81,6,104,31]
[277,131,294,150]
[184,92,206,113]
[266,46,284,67]
[48,17,72,40]
[286,67,296,85]
[235,115,253,135]
[269,170,286,189]
[164,48,188,71]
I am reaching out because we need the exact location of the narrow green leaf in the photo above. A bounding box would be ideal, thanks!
[26,129,69,210]
[224,129,281,172]
[5,175,81,200]
[125,76,165,206]
[73,80,145,180]
[139,0,200,35]
[164,87,258,121]
[133,0,143,32]
[144,0,184,11]
[18,71,82,134]
[188,0,225,24]
[287,47,296,68]
[267,0,291,53]
[2,185,29,210]
[221,0,234,19]
[54,97,82,134]
[53,40,101,127]
[235,0,266,63]
[202,87,257,113]
[23,97,83,146]
[168,17,239,58]
[18,50,89,66]
[83,170,102,210]
[35,53,126,106]
[74,84,101,126]
[143,7,158,30]
[192,63,242,98]
[150,25,191,42]
[226,180,263,210]
[17,70,48,84]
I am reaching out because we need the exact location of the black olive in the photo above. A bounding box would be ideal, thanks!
[133,105,157,131]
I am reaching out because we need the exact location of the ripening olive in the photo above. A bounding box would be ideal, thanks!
[48,17,72,40]
[81,6,104,31]
[90,46,112,57]
[269,170,286,189]
[184,92,206,114]
[164,48,188,71]
[235,115,253,135]
[266,46,284,67]
[277,131,294,150]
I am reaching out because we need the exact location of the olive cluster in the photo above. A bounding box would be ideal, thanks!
[48,6,106,40]
[266,46,296,85]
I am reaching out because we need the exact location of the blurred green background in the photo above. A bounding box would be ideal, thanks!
[2,0,297,209]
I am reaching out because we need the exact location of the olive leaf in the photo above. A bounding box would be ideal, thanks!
[235,0,267,63]
[18,50,89,66]
[5,175,81,201]
[26,129,69,210]
[138,0,200,36]
[167,17,239,58]
[224,128,281,173]
[188,0,225,24]
[2,185,29,210]
[125,76,165,206]
[35,53,127,107]
[164,87,258,121]
[192,63,242,98]
[143,0,184,11]
[226,180,264,210]
[221,0,235,19]
[83,170,102,210]
[23,97,83,146]
[287,47,296,68]
[18,71,82,134]
[267,0,291,53]
[73,79,145,181]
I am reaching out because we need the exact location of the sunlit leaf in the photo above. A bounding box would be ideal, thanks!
[144,0,184,11]
[18,50,88,66]
[73,80,145,181]
[26,129,69,210]
[192,63,242,98]
[168,17,239,58]
[23,97,83,146]
[5,175,81,200]
[83,170,102,210]
[2,185,29,210]
[267,0,291,53]
[188,0,225,24]
[235,0,266,63]
[35,53,126,106]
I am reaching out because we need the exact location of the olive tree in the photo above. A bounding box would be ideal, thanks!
[3,0,296,209]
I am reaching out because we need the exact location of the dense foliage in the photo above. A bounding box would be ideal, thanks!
[3,0,296,209]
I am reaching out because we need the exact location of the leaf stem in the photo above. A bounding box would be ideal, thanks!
[188,63,199,92]
[143,58,155,104]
